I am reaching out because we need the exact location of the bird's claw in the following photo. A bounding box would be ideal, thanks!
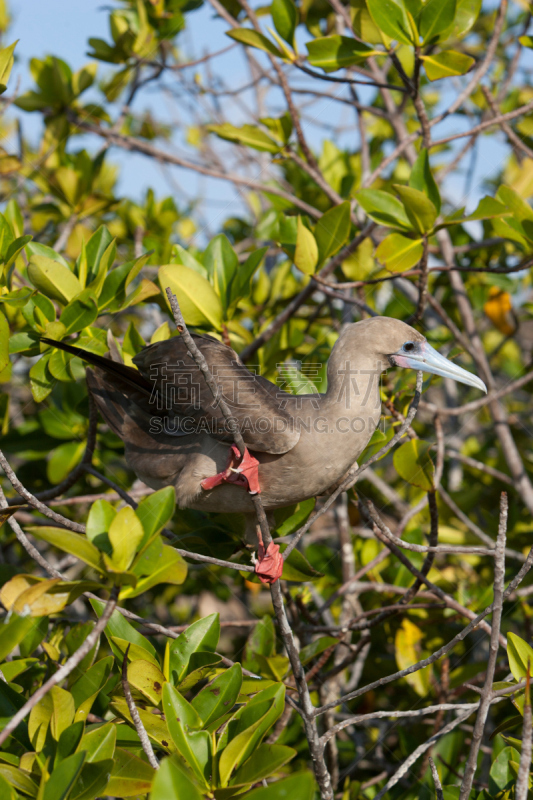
[254,541,283,584]
[201,444,261,495]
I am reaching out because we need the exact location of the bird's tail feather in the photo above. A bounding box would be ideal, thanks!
[40,337,153,397]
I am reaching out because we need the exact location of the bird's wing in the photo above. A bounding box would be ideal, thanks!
[132,335,300,454]
[41,335,300,454]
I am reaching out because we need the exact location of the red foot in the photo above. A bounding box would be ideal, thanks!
[255,540,284,585]
[201,445,261,495]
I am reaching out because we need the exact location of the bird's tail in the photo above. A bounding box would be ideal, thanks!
[40,337,153,397]
[41,337,157,439]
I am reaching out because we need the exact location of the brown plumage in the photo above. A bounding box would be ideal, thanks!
[42,317,485,545]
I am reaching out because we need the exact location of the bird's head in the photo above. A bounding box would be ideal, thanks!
[342,316,487,393]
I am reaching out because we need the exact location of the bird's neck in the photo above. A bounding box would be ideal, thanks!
[323,336,384,427]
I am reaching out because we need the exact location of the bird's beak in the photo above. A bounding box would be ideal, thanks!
[391,342,487,394]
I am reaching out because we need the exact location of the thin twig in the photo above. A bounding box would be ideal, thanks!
[122,644,160,770]
[515,666,532,800]
[0,448,85,533]
[459,493,508,799]
[429,756,444,800]
[163,286,333,800]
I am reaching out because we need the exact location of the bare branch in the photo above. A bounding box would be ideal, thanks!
[459,493,508,799]
[122,645,160,770]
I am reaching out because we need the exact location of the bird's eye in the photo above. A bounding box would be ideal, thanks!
[403,342,415,352]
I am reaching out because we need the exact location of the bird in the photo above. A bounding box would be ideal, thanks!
[41,316,486,582]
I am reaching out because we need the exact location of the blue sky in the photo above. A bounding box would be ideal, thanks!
[5,0,520,234]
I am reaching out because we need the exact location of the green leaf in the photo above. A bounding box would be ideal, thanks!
[131,535,164,577]
[164,613,220,684]
[419,0,456,43]
[0,312,8,375]
[0,774,16,800]
[105,748,155,797]
[275,498,315,536]
[171,244,208,278]
[27,526,103,572]
[120,545,187,599]
[375,233,423,272]
[393,439,435,491]
[69,760,113,800]
[496,185,533,222]
[246,771,316,799]
[207,123,281,154]
[230,743,296,786]
[111,637,161,669]
[26,241,69,266]
[294,217,318,274]
[520,35,533,50]
[191,663,242,725]
[159,263,223,330]
[49,685,75,741]
[162,683,211,786]
[90,599,158,662]
[43,751,86,800]
[489,747,520,794]
[105,506,144,572]
[227,28,283,58]
[71,657,114,722]
[442,0,481,40]
[357,189,411,229]
[409,150,441,213]
[229,246,267,308]
[255,653,289,680]
[366,0,414,45]
[421,50,474,81]
[178,651,222,691]
[47,441,86,484]
[278,544,322,582]
[85,226,114,280]
[507,632,533,681]
[59,289,98,334]
[0,41,17,93]
[29,353,54,402]
[464,196,510,221]
[394,185,437,233]
[204,233,240,311]
[272,0,297,46]
[243,617,276,675]
[0,763,39,797]
[0,670,33,749]
[218,683,286,787]
[135,486,175,547]
[77,722,116,763]
[299,636,338,666]
[149,756,204,800]
[314,202,351,262]
[98,253,151,311]
[86,500,115,556]
[4,234,32,271]
[27,255,82,304]
[306,36,374,72]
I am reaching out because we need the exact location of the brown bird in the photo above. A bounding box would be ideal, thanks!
[42,317,486,581]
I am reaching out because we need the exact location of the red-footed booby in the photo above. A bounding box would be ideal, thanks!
[42,317,486,581]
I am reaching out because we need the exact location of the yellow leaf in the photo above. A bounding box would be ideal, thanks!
[127,659,166,705]
[484,287,515,335]
[395,619,432,696]
[107,507,144,572]
[294,217,319,275]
